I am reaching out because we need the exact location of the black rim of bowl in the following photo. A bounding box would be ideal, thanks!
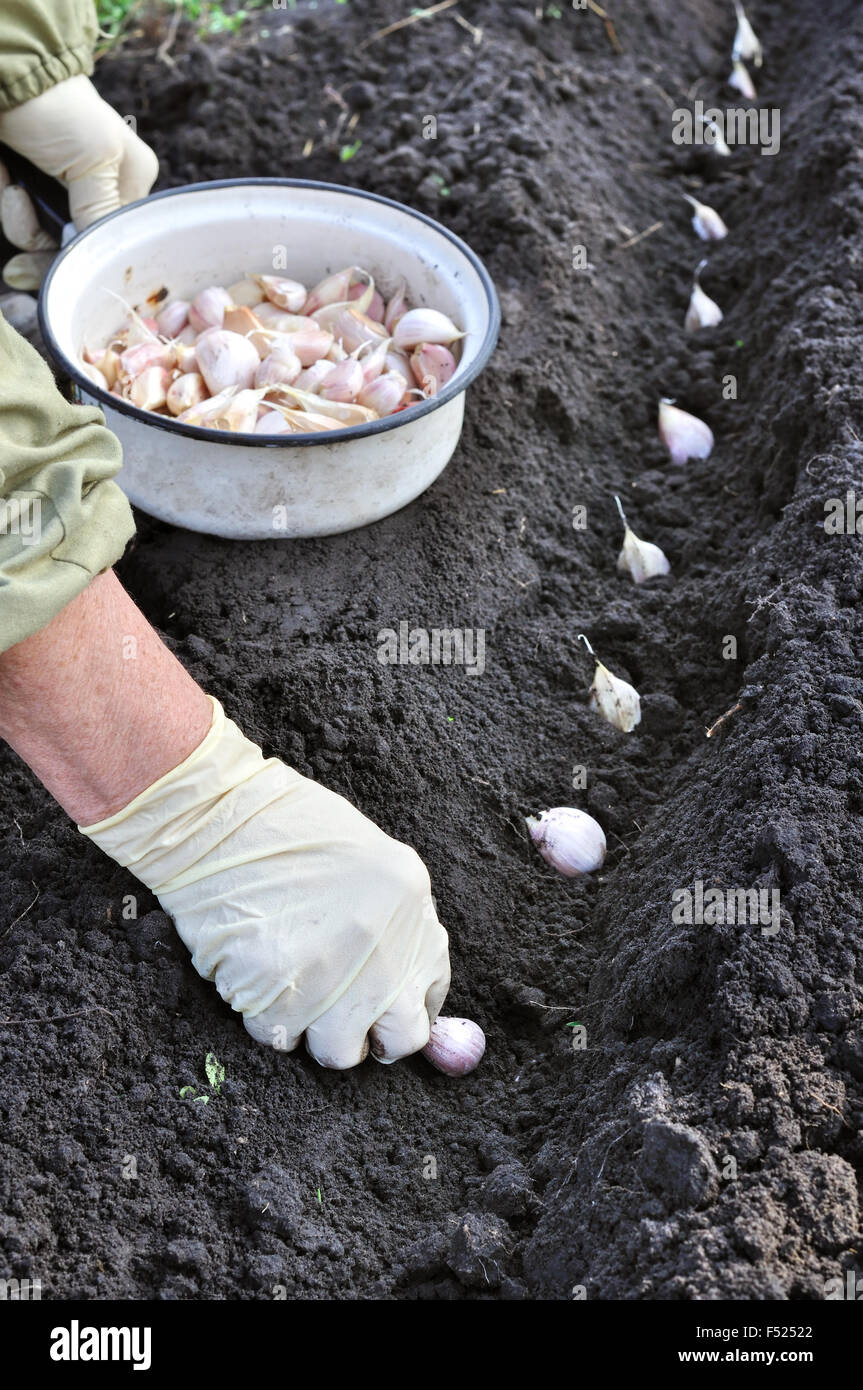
[38,177,501,448]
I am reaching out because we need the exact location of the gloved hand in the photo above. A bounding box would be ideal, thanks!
[80,699,451,1069]
[0,74,158,291]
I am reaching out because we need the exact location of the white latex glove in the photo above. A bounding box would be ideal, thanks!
[80,699,451,1069]
[0,74,158,290]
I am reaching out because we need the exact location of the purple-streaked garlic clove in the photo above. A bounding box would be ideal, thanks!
[422,1017,486,1077]
[119,340,174,379]
[410,342,457,397]
[281,325,334,367]
[357,370,408,416]
[658,398,714,466]
[319,358,364,402]
[303,266,370,317]
[156,299,190,339]
[348,280,385,323]
[255,408,293,435]
[526,807,606,878]
[293,360,336,392]
[188,286,232,335]
[393,307,464,351]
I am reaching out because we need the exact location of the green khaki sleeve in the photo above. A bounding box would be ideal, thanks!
[0,309,135,654]
[0,0,96,114]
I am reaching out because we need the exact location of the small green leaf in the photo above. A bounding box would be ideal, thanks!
[339,141,362,162]
[179,1085,196,1098]
[205,1052,225,1093]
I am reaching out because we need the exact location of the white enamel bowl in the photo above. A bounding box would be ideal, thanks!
[39,179,500,539]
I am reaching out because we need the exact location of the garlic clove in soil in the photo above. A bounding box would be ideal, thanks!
[684,260,723,333]
[682,194,729,242]
[579,634,642,733]
[697,116,732,157]
[728,58,757,100]
[526,807,607,878]
[422,1017,486,1077]
[732,1,763,68]
[658,398,714,466]
[614,496,671,584]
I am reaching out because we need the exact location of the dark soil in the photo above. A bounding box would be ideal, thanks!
[2,0,863,1300]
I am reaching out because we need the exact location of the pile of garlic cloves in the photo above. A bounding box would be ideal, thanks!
[80,266,464,435]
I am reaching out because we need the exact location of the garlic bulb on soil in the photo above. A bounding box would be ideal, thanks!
[615,495,671,584]
[682,193,728,242]
[658,398,714,466]
[578,634,642,733]
[526,807,607,877]
[684,260,723,333]
[422,1017,486,1076]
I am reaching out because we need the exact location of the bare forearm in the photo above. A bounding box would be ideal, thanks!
[0,569,212,824]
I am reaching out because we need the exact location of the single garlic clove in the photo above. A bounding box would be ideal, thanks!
[422,1017,486,1077]
[156,299,190,339]
[318,358,364,402]
[410,342,457,397]
[178,384,238,427]
[119,340,174,379]
[385,347,413,379]
[384,277,408,334]
[254,344,302,389]
[174,341,198,374]
[682,194,728,242]
[166,371,207,416]
[658,398,714,466]
[293,360,336,392]
[590,660,641,732]
[188,286,232,335]
[348,280,385,322]
[684,261,723,333]
[281,325,334,367]
[196,329,260,394]
[251,274,308,313]
[302,266,369,317]
[618,527,671,583]
[393,307,465,351]
[526,807,606,878]
[315,305,389,353]
[79,360,108,392]
[127,365,171,412]
[698,117,732,157]
[357,369,408,415]
[729,58,757,100]
[732,1,762,68]
[227,277,266,308]
[357,336,392,386]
